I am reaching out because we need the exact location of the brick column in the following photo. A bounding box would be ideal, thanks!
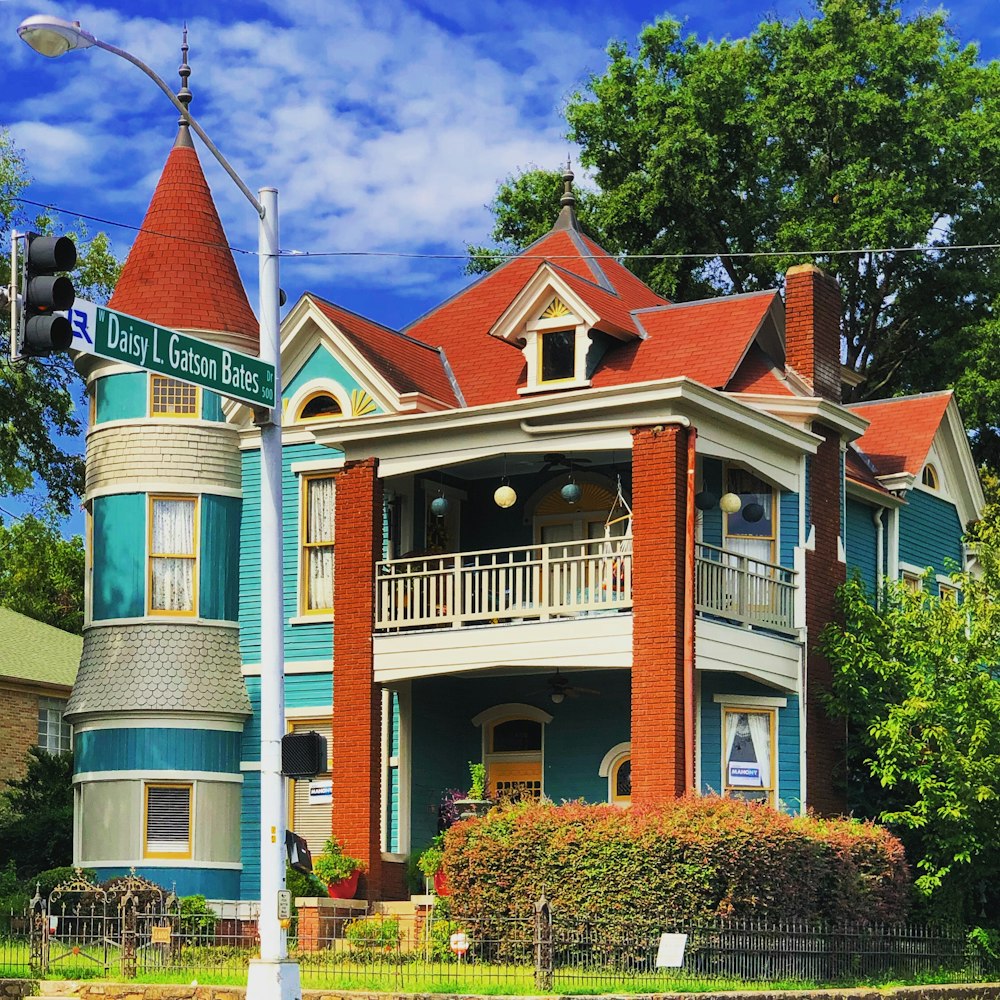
[804,427,848,815]
[630,425,688,804]
[331,457,385,897]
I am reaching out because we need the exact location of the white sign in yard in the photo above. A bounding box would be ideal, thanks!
[68,298,275,408]
[655,932,688,968]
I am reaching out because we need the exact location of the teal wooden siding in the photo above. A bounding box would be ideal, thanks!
[239,443,341,664]
[387,691,400,853]
[93,866,239,898]
[779,492,799,567]
[202,390,224,422]
[200,495,242,622]
[286,674,334,709]
[76,728,241,773]
[700,459,723,547]
[92,493,146,619]
[94,372,147,423]
[283,345,382,412]
[899,489,964,579]
[699,674,801,814]
[241,677,261,763]
[240,771,260,898]
[409,670,629,852]
[846,499,878,594]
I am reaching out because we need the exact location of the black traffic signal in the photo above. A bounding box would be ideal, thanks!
[19,233,76,358]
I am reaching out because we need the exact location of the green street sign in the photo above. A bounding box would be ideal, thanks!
[69,299,275,408]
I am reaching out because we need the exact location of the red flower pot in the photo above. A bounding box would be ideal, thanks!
[433,869,450,896]
[327,870,361,899]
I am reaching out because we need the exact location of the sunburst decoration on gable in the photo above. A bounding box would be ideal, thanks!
[351,389,378,417]
[541,296,571,319]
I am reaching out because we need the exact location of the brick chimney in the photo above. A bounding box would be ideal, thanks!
[784,264,841,402]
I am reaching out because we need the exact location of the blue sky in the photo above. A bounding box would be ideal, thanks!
[2,0,999,529]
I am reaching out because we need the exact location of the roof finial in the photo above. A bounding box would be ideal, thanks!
[174,25,194,148]
[552,155,581,232]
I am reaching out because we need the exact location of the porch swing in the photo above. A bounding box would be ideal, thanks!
[601,476,633,598]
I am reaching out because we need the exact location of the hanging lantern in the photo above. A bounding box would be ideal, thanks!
[561,480,582,504]
[430,495,450,517]
[742,501,765,523]
[494,484,518,508]
[694,491,718,511]
[719,492,742,514]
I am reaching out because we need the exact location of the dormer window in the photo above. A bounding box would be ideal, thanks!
[921,464,939,490]
[539,329,576,384]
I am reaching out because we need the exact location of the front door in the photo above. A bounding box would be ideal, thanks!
[485,716,544,802]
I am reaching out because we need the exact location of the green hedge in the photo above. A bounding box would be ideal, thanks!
[443,797,910,932]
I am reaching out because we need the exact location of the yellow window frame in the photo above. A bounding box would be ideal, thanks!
[722,706,777,806]
[537,328,577,385]
[611,755,631,805]
[148,495,199,617]
[295,390,344,422]
[150,374,200,418]
[723,463,777,563]
[300,473,336,615]
[143,782,193,859]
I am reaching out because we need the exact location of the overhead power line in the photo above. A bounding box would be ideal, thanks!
[16,195,1000,264]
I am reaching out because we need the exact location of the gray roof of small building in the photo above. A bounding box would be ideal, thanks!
[0,607,81,689]
[67,623,251,719]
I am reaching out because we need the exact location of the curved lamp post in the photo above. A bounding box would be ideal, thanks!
[17,16,294,1000]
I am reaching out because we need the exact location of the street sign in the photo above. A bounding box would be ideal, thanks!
[68,298,275,408]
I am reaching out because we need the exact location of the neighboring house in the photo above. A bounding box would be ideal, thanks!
[0,607,80,786]
[68,68,984,902]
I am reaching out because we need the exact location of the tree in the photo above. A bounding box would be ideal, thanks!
[0,747,74,879]
[0,128,120,516]
[474,0,1000,460]
[821,564,1000,922]
[0,514,84,633]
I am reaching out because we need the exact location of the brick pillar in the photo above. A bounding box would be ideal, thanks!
[785,264,842,403]
[630,425,688,804]
[804,426,848,815]
[331,457,385,897]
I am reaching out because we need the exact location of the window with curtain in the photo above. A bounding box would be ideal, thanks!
[144,783,192,857]
[724,467,775,566]
[149,496,197,614]
[723,708,775,805]
[302,475,336,613]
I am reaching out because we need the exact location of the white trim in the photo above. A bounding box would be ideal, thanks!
[87,484,243,501]
[240,761,261,772]
[712,694,787,708]
[598,742,631,778]
[288,614,335,627]
[84,617,238,630]
[241,660,334,676]
[87,418,237,437]
[74,715,243,733]
[285,379,352,426]
[285,706,333,720]
[471,703,553,727]
[74,770,243,784]
[85,860,242,870]
[381,852,408,864]
[290,457,346,476]
[899,561,927,582]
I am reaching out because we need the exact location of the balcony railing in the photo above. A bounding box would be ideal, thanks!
[374,538,796,635]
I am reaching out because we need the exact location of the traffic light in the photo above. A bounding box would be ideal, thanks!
[18,233,76,358]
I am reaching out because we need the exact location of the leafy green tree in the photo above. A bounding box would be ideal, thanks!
[822,563,1000,922]
[0,514,84,633]
[0,128,120,516]
[475,1,1000,459]
[0,748,74,879]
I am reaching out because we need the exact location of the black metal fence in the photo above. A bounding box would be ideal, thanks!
[2,881,998,991]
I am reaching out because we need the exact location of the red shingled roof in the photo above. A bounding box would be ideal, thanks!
[109,140,259,354]
[404,228,668,406]
[311,297,459,406]
[849,391,952,478]
[845,447,892,495]
[726,343,795,396]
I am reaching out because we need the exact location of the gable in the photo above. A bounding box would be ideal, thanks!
[283,344,382,421]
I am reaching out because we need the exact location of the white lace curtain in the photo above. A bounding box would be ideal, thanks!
[306,477,336,611]
[151,498,196,612]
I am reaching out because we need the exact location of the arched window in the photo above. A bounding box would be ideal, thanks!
[599,742,631,806]
[921,464,939,490]
[297,391,343,421]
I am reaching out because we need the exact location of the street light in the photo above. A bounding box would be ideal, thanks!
[18,16,296,1000]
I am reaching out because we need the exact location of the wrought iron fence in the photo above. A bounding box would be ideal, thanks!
[1,878,998,991]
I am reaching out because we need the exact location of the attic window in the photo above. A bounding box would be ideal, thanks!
[298,392,343,421]
[539,329,576,384]
[921,464,939,490]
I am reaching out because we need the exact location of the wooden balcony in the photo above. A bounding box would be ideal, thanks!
[375,538,797,636]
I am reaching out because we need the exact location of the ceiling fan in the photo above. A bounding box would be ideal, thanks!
[541,453,592,474]
[537,670,601,704]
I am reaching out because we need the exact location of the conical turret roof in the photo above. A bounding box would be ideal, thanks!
[109,105,259,354]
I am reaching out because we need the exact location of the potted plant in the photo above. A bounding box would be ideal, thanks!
[312,837,366,899]
[454,761,492,819]
[417,833,449,896]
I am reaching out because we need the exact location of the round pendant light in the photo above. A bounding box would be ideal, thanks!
[694,490,718,511]
[561,481,582,504]
[494,484,518,508]
[719,492,742,514]
[742,501,765,523]
[430,495,450,517]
